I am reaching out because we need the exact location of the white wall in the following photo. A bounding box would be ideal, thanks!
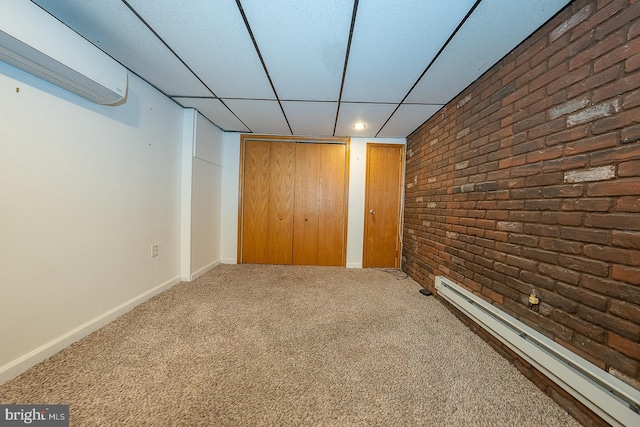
[0,61,184,382]
[220,132,242,264]
[219,134,406,267]
[190,112,223,279]
[347,137,406,268]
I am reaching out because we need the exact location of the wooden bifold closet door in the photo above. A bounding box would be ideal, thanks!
[240,139,347,266]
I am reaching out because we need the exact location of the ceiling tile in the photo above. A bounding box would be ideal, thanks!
[377,104,443,138]
[281,101,338,137]
[173,98,250,132]
[342,0,476,103]
[32,0,212,97]
[241,0,353,101]
[223,99,291,135]
[406,0,571,104]
[334,103,398,138]
[126,0,275,99]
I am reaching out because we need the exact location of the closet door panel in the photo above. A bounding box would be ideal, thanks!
[317,143,346,266]
[242,141,271,264]
[293,143,321,265]
[267,142,296,264]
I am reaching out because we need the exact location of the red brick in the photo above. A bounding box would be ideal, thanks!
[621,124,640,144]
[582,274,640,304]
[522,247,558,264]
[626,52,640,72]
[563,133,619,156]
[602,0,640,33]
[579,305,640,340]
[612,265,640,285]
[506,254,537,271]
[547,65,591,94]
[610,299,640,324]
[569,29,626,70]
[498,154,526,169]
[587,179,640,196]
[540,211,583,226]
[616,196,640,212]
[546,126,589,146]
[542,155,588,172]
[559,254,609,276]
[539,262,581,284]
[481,286,504,304]
[585,213,640,230]
[589,141,640,166]
[571,332,640,377]
[553,310,606,342]
[594,37,640,73]
[592,71,640,104]
[571,63,622,100]
[623,89,640,110]
[583,244,640,265]
[611,231,640,250]
[539,237,583,254]
[619,160,640,177]
[560,226,611,244]
[592,106,640,135]
[524,224,561,237]
[561,198,612,211]
[543,184,585,198]
[508,233,539,247]
[609,333,640,359]
[559,283,609,311]
[524,199,562,211]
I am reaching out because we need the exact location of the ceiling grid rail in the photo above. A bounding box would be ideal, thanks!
[121,0,252,133]
[374,0,483,137]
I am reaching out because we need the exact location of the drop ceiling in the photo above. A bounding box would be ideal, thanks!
[32,0,571,138]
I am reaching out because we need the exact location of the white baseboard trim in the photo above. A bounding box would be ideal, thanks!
[0,275,182,385]
[190,260,220,281]
[220,257,237,264]
[346,262,362,269]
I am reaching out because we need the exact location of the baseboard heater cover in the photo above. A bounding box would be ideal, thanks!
[435,276,640,427]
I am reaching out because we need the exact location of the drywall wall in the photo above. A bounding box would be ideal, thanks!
[190,112,223,279]
[219,134,406,267]
[0,61,184,383]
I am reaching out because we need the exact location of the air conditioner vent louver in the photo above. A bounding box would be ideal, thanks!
[0,2,127,105]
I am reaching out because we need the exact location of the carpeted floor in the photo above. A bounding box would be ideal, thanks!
[0,264,580,426]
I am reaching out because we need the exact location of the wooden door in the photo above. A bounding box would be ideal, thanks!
[317,143,346,266]
[242,140,271,264]
[293,143,346,266]
[239,136,349,266]
[363,144,404,268]
[293,143,321,265]
[242,141,295,264]
[267,142,296,264]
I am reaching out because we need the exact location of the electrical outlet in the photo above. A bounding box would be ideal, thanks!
[151,244,159,258]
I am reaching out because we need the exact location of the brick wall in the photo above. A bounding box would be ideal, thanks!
[404,0,640,400]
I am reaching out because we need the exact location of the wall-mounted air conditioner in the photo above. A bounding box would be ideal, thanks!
[0,1,127,105]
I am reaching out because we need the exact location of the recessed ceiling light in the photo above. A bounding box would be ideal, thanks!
[352,122,366,130]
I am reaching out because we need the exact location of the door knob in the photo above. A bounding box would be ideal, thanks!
[370,209,375,215]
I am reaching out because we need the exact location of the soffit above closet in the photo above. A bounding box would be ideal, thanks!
[32,0,570,138]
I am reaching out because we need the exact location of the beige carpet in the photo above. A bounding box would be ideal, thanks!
[0,264,579,426]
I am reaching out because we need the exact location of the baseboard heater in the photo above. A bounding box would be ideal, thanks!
[435,276,640,427]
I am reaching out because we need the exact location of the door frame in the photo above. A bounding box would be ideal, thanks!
[237,134,351,266]
[362,143,405,268]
